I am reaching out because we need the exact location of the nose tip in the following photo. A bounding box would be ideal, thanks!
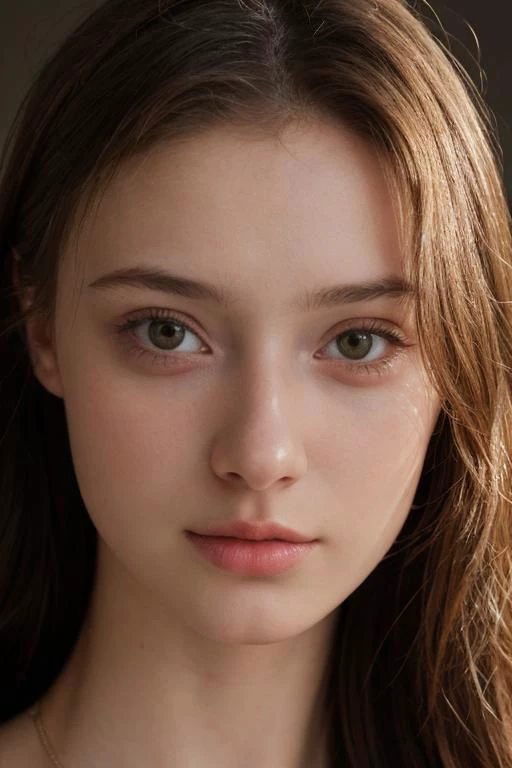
[209,379,309,491]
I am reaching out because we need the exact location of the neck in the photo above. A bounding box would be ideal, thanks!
[38,542,339,768]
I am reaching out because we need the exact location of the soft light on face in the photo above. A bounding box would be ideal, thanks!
[48,118,441,644]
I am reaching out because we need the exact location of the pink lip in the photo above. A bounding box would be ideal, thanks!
[187,519,315,543]
[185,532,316,576]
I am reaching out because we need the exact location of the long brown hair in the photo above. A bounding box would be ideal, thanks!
[1,0,511,765]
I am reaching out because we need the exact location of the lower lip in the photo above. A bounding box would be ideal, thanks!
[185,532,316,576]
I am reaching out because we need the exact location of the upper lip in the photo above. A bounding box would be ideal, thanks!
[187,520,316,543]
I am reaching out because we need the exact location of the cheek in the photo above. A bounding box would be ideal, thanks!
[61,359,208,545]
[318,375,439,574]
[60,326,439,575]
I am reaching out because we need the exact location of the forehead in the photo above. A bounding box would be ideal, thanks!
[64,119,407,313]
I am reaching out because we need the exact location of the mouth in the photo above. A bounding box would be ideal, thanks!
[185,531,317,576]
[187,520,316,544]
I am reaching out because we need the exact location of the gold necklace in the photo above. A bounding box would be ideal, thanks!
[29,702,65,768]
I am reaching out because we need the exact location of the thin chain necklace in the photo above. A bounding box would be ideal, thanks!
[27,699,330,768]
[29,701,65,768]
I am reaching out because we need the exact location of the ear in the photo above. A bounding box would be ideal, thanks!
[12,259,65,400]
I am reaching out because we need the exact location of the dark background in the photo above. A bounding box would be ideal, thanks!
[1,0,510,201]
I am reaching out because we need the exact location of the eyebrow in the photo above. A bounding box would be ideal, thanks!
[87,266,416,310]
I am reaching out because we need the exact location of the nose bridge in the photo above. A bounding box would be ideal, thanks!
[210,341,308,491]
[234,343,299,446]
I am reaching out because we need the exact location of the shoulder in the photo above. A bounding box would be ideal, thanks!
[0,709,44,768]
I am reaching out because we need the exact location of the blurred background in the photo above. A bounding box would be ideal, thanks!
[1,0,510,201]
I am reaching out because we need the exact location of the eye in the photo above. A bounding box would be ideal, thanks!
[113,309,413,377]
[315,320,412,377]
[114,308,206,358]
[133,313,204,353]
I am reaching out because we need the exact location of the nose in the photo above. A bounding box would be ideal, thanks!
[210,372,308,492]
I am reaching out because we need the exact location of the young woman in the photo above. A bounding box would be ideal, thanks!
[0,0,511,765]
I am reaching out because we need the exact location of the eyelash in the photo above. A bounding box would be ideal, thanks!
[113,308,413,378]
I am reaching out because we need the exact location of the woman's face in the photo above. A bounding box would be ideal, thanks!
[33,118,441,642]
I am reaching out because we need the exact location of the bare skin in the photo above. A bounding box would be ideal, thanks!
[1,116,441,767]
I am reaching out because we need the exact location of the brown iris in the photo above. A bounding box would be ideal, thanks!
[148,320,185,350]
[336,330,373,360]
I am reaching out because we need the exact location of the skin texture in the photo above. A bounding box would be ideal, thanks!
[3,118,441,767]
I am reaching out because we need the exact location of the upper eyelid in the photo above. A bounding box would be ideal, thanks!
[122,307,406,332]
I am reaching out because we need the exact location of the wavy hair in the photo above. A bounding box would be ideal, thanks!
[1,0,511,765]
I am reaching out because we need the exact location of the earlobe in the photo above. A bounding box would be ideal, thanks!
[12,263,65,400]
[24,311,65,400]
